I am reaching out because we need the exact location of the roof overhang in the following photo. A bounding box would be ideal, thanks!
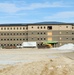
[43,41,58,44]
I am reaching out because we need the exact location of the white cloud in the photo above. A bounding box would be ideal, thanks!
[45,11,74,19]
[0,13,27,19]
[0,1,71,13]
[0,3,19,13]
[20,1,70,10]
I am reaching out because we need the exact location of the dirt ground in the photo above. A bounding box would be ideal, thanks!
[0,48,74,75]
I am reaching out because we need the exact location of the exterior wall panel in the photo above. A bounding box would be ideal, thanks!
[0,24,73,48]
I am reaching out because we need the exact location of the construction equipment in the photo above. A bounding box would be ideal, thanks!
[43,41,58,48]
[46,44,53,48]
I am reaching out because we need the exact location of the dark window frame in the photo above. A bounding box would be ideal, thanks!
[47,26,52,30]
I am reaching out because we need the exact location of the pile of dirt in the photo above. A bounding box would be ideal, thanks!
[0,57,74,75]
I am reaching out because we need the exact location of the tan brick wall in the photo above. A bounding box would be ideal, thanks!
[28,25,47,30]
[58,25,72,30]
[0,26,27,31]
[52,25,59,30]
[0,24,73,47]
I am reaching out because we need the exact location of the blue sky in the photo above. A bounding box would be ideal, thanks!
[0,0,74,24]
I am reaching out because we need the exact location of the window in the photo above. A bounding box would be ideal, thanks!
[20,33,22,35]
[38,44,39,46]
[1,39,3,41]
[44,26,46,29]
[32,26,33,28]
[23,27,25,30]
[10,33,12,35]
[7,39,9,40]
[66,26,68,28]
[26,27,28,29]
[72,38,74,40]
[17,27,18,30]
[32,38,33,40]
[20,27,21,30]
[14,33,15,35]
[14,44,15,46]
[1,44,3,46]
[4,28,6,30]
[44,38,46,40]
[14,28,15,30]
[10,39,12,40]
[20,39,22,40]
[7,28,9,30]
[23,39,25,40]
[14,39,15,40]
[38,33,39,34]
[1,28,3,30]
[41,32,42,34]
[41,43,42,46]
[23,33,25,35]
[10,44,12,46]
[37,27,39,29]
[10,28,12,30]
[41,38,42,40]
[38,38,39,40]
[26,39,28,40]
[1,33,3,35]
[72,27,74,29]
[7,33,9,35]
[47,26,52,30]
[26,33,28,35]
[44,32,45,34]
[3,33,5,35]
[7,44,9,46]
[41,27,42,29]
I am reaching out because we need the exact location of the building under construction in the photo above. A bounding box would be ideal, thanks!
[0,22,74,48]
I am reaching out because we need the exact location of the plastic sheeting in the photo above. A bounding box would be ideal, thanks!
[22,42,37,47]
[52,43,74,50]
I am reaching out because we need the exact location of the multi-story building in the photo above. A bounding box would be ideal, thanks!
[0,23,74,48]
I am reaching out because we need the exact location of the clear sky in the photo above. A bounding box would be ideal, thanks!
[0,0,74,24]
